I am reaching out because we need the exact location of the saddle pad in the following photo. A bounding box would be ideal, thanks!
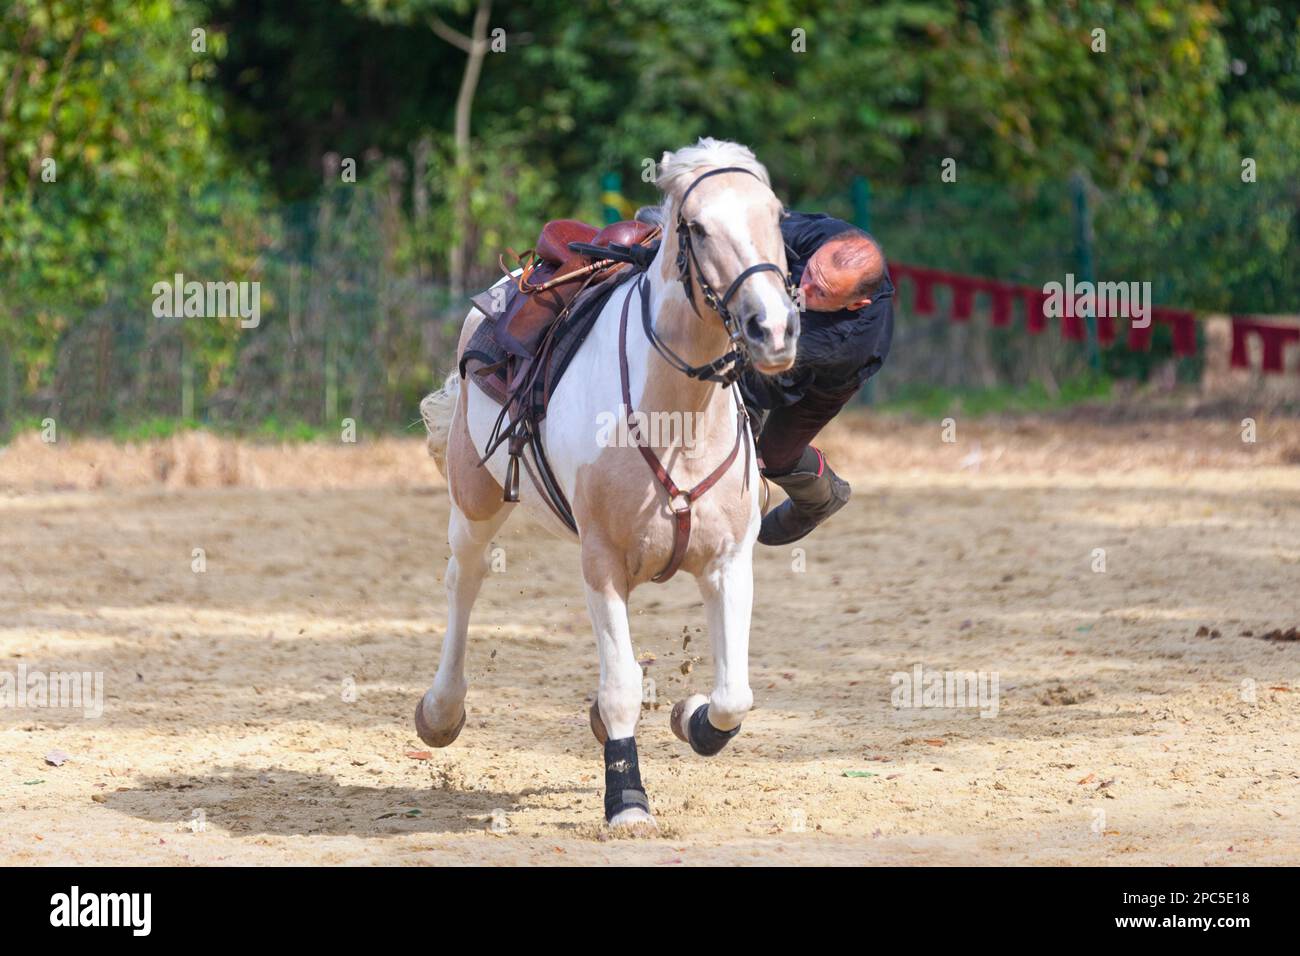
[461,271,637,412]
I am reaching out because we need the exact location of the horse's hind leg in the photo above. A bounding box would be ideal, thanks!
[415,376,511,748]
[415,501,510,746]
[582,537,655,830]
[672,548,754,756]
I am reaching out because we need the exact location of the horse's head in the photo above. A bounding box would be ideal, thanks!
[657,139,799,375]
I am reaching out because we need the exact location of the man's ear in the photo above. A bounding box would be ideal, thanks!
[847,297,872,311]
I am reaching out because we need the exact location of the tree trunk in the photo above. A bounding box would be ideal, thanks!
[430,0,493,302]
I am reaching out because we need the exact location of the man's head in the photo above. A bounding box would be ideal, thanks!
[799,229,885,313]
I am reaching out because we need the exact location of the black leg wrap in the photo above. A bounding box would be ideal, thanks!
[688,704,741,757]
[603,737,650,822]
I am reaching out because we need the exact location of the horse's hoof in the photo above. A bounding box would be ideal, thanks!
[414,695,467,748]
[589,700,609,745]
[607,806,658,834]
[670,694,708,743]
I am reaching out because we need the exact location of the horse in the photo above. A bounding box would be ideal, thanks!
[417,138,800,829]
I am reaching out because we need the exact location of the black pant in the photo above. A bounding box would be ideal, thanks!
[745,383,860,475]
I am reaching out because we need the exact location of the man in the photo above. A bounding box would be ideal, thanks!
[741,212,893,545]
[635,205,893,545]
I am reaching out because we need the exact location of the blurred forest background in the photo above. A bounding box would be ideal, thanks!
[0,0,1297,438]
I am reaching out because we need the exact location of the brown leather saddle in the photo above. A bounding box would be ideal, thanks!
[472,218,659,358]
[460,218,660,530]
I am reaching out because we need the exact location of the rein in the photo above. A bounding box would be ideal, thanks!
[619,275,751,582]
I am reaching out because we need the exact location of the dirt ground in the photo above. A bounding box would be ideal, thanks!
[2,410,1299,865]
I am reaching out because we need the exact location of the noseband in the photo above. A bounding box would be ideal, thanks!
[649,166,796,387]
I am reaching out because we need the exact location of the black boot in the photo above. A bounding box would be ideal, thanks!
[758,447,850,546]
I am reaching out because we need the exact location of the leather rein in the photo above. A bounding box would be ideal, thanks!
[621,166,792,581]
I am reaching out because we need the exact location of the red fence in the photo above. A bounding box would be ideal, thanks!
[889,263,1299,376]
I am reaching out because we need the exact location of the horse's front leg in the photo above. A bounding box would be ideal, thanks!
[673,546,754,755]
[581,535,656,830]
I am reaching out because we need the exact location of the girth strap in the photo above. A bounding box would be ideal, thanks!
[618,277,747,583]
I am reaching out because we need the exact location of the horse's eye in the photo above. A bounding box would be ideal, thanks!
[689,221,707,239]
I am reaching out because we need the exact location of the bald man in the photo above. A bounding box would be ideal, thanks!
[739,212,894,545]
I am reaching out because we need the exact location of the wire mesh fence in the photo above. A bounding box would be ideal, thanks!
[1,174,1296,437]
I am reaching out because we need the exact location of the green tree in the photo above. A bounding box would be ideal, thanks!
[0,0,265,427]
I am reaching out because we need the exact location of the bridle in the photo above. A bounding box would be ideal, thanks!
[645,165,797,387]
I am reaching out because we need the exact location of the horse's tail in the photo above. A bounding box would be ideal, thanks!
[419,370,460,475]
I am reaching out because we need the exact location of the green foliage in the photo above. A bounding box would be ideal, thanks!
[1,413,374,445]
[879,372,1113,419]
[107,416,203,443]
[423,129,560,278]
[0,0,270,428]
[933,1,1232,191]
[248,417,335,442]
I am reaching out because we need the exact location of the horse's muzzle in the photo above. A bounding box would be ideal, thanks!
[743,303,800,373]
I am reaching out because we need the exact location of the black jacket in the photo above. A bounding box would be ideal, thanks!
[739,211,894,409]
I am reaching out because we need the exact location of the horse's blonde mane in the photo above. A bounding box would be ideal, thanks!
[656,138,771,202]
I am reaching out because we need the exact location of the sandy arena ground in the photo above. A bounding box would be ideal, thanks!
[2,411,1298,865]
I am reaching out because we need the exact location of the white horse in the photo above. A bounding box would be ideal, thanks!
[418,138,799,829]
